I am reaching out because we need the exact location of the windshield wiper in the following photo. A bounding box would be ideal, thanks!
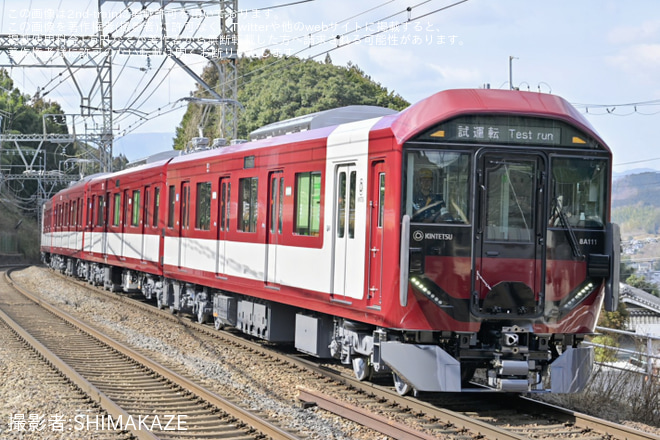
[553,198,583,260]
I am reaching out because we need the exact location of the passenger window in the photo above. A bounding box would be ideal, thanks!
[337,172,346,238]
[167,185,175,228]
[196,182,212,230]
[113,193,121,226]
[125,190,132,226]
[349,171,356,238]
[239,177,258,232]
[144,189,150,227]
[131,190,141,226]
[90,196,95,227]
[97,196,105,227]
[378,173,385,228]
[153,187,160,227]
[220,180,231,231]
[295,172,321,236]
[181,183,190,230]
[71,200,77,226]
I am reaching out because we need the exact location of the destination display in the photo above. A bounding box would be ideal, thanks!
[420,115,597,148]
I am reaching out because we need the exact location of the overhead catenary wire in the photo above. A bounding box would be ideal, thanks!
[210,0,468,98]
[118,0,469,137]
[246,0,398,55]
[573,99,660,117]
[6,0,470,141]
[118,0,420,134]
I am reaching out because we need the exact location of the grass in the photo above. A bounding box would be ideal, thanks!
[540,365,660,427]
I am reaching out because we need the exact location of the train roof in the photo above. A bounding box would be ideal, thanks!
[387,89,608,148]
[249,105,397,140]
[123,89,612,173]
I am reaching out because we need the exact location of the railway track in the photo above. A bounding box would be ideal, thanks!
[0,267,303,440]
[0,317,135,439]
[298,362,660,440]
[9,266,660,440]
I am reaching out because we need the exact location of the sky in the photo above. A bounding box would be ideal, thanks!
[0,0,658,173]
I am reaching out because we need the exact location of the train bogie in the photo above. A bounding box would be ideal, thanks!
[140,273,162,301]
[40,89,620,395]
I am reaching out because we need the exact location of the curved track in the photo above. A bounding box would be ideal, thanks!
[11,266,660,440]
[0,268,302,440]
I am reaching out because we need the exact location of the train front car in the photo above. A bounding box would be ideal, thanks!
[378,89,620,394]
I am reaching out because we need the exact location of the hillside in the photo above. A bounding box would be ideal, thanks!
[611,172,660,237]
[612,172,660,209]
[174,53,410,149]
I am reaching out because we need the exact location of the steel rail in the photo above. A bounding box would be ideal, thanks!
[42,267,660,440]
[298,387,440,440]
[0,273,159,440]
[44,269,530,439]
[5,269,302,440]
[519,396,660,440]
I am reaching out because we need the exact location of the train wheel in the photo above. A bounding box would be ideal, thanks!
[392,372,411,396]
[352,356,373,381]
[156,294,164,310]
[214,317,223,330]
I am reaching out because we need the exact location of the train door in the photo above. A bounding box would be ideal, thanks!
[367,161,385,307]
[179,181,191,268]
[141,186,150,260]
[474,152,546,313]
[102,192,110,256]
[121,189,129,257]
[216,177,230,276]
[332,163,360,298]
[265,171,284,287]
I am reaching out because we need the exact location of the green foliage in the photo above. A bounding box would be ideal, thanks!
[612,172,660,208]
[597,301,629,329]
[0,70,68,136]
[591,335,619,363]
[174,54,409,149]
[612,203,660,235]
[0,68,73,219]
[625,273,659,296]
[611,172,660,235]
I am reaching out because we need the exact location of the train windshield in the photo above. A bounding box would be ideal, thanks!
[549,157,607,228]
[404,151,470,224]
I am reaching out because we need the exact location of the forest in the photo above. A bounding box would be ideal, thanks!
[173,52,410,149]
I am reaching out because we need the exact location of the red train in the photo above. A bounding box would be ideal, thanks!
[41,89,620,394]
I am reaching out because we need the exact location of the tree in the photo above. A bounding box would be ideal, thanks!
[0,69,73,215]
[593,301,629,363]
[597,301,629,330]
[626,273,659,297]
[173,55,409,149]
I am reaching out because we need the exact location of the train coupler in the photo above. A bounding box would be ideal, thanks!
[487,359,537,392]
